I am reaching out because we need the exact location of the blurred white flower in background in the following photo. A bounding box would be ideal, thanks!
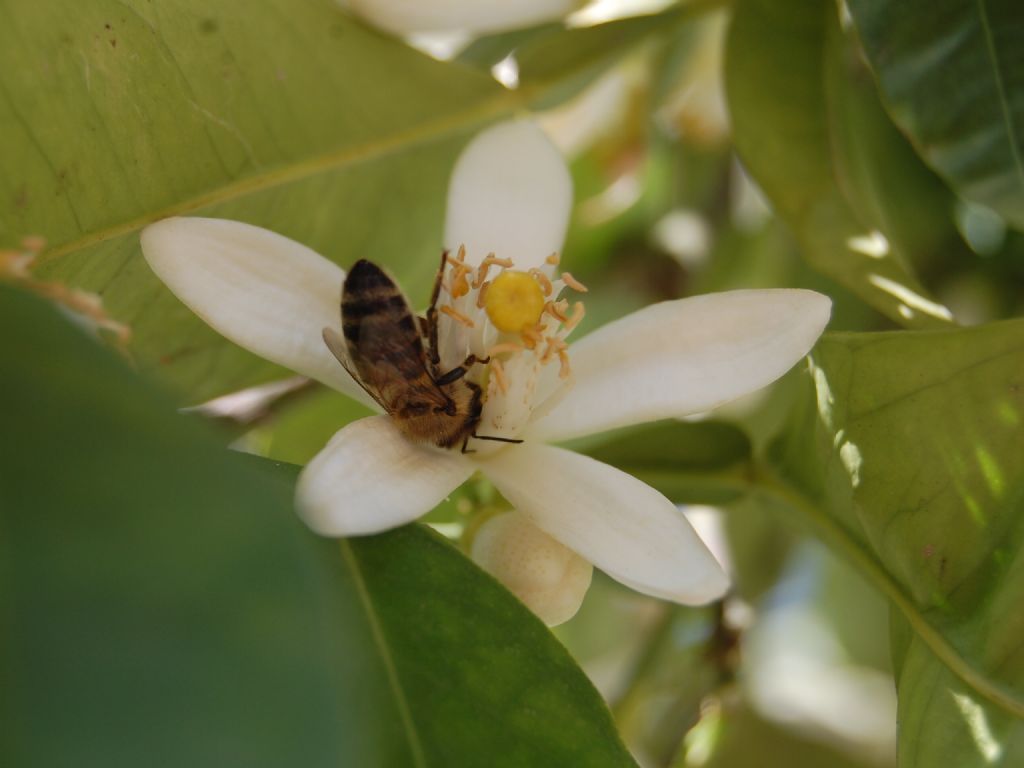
[744,545,898,764]
[140,119,830,625]
[656,11,730,146]
[342,0,578,36]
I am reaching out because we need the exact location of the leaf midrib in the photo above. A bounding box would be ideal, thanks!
[33,89,518,270]
[340,540,428,768]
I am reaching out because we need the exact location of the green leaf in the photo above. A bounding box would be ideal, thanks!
[516,12,675,110]
[574,420,753,505]
[891,612,1024,767]
[0,285,637,768]
[725,0,955,328]
[0,0,514,404]
[847,0,1024,231]
[767,321,1024,760]
[456,21,564,69]
[261,387,376,465]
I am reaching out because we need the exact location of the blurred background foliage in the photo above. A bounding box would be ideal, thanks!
[3,0,1024,766]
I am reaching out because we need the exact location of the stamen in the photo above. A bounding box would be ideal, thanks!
[545,253,560,266]
[456,244,466,262]
[529,268,553,297]
[475,280,491,309]
[520,324,543,350]
[474,254,515,288]
[563,301,586,331]
[544,299,570,324]
[449,260,473,298]
[487,342,523,357]
[560,272,588,293]
[541,336,567,365]
[490,358,509,394]
[558,348,571,379]
[441,305,475,328]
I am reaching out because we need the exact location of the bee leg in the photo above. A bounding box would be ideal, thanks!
[460,435,477,454]
[472,433,524,445]
[426,249,449,368]
[434,353,486,386]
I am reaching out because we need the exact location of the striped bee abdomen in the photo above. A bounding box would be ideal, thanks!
[341,260,442,408]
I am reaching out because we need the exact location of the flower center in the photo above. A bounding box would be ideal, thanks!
[433,247,588,447]
[484,270,545,333]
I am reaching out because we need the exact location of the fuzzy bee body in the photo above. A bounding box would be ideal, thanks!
[323,259,482,449]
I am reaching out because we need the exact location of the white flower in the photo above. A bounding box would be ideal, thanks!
[141,120,830,622]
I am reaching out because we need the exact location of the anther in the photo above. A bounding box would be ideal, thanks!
[456,244,467,262]
[520,324,543,350]
[474,254,515,288]
[476,280,491,309]
[441,305,475,328]
[544,299,570,324]
[449,261,472,298]
[545,253,560,266]
[560,272,588,293]
[540,336,567,365]
[529,268,553,297]
[563,301,586,331]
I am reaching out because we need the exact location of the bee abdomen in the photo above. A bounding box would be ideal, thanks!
[342,260,420,342]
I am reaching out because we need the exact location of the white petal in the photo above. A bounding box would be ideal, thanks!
[471,511,592,626]
[444,120,572,269]
[478,443,729,604]
[141,217,376,409]
[530,289,831,442]
[297,416,474,536]
[345,0,575,36]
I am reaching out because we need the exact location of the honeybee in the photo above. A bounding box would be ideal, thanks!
[323,255,517,452]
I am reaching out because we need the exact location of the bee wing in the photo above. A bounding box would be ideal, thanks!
[342,261,451,413]
[323,327,388,411]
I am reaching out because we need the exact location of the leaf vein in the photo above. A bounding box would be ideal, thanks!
[974,0,1024,196]
[340,541,428,768]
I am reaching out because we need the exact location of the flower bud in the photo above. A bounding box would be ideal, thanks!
[470,511,592,626]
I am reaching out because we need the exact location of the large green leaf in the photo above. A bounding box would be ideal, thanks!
[847,0,1024,231]
[767,322,1024,762]
[0,285,637,768]
[725,0,956,328]
[0,0,513,403]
